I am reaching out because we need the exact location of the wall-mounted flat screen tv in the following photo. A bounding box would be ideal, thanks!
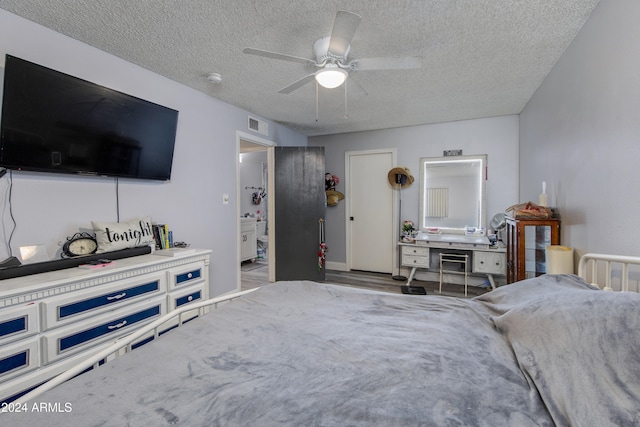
[0,55,178,181]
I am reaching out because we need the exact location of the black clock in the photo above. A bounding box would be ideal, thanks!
[62,233,98,257]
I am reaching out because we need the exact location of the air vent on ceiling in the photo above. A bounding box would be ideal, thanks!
[248,116,268,136]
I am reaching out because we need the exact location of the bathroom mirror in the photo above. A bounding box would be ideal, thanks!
[419,154,487,233]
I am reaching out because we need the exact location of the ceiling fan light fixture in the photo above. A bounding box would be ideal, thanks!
[315,65,348,89]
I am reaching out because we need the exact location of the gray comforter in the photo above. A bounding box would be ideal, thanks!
[5,275,640,426]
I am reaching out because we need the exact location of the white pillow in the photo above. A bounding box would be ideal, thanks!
[92,216,155,253]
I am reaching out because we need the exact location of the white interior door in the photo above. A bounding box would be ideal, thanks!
[347,150,394,273]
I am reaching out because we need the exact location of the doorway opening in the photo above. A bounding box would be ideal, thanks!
[237,132,273,291]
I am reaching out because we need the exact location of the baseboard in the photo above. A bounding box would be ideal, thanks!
[326,261,348,271]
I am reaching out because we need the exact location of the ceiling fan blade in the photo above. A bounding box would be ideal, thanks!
[328,11,361,58]
[278,74,317,94]
[346,76,368,96]
[352,56,422,71]
[242,48,317,66]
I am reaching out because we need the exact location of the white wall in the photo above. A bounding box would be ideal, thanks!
[0,10,307,296]
[310,115,519,265]
[519,0,640,258]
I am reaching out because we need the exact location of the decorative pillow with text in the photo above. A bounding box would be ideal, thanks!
[92,216,155,253]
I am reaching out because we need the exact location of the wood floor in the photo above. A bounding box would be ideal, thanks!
[241,260,490,298]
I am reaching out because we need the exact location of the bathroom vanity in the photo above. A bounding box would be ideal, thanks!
[240,217,257,262]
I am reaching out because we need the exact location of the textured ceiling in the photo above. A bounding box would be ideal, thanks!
[0,0,600,137]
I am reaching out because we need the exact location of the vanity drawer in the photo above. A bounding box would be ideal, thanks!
[41,273,166,330]
[43,297,166,364]
[0,337,39,382]
[0,304,38,345]
[402,246,429,257]
[401,245,429,268]
[473,251,506,275]
[402,255,430,268]
[168,262,205,290]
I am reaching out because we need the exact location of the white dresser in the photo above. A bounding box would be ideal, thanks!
[0,249,210,403]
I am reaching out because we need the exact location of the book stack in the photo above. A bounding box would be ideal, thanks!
[152,223,173,249]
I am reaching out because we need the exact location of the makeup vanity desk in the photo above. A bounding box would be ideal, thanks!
[400,233,506,290]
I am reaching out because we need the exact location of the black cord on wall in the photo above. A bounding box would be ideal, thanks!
[4,170,17,257]
[0,173,121,257]
[115,177,120,223]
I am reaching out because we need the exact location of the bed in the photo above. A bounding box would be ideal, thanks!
[3,253,640,426]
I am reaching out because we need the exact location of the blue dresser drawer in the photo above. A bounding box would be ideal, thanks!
[58,281,160,319]
[0,304,38,345]
[0,338,38,382]
[169,262,205,289]
[59,305,160,352]
[174,289,202,308]
[42,273,166,329]
[43,298,166,363]
[0,318,26,340]
[0,351,27,376]
[163,285,205,331]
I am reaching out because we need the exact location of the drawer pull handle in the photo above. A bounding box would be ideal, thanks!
[188,296,193,302]
[187,273,193,279]
[107,293,126,301]
[107,320,128,330]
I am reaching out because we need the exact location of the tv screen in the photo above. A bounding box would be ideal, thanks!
[0,55,178,181]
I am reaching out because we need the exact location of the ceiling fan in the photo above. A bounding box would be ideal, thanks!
[242,11,422,95]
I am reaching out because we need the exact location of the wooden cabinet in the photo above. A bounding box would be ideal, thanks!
[506,217,560,283]
[0,249,210,403]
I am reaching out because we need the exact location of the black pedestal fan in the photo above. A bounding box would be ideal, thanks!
[387,167,426,295]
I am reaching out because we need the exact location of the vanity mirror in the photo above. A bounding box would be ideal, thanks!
[419,154,487,234]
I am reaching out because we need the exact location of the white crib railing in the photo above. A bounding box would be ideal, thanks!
[578,253,640,292]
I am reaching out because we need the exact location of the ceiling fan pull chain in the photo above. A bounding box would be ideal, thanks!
[316,81,319,122]
[344,80,349,119]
